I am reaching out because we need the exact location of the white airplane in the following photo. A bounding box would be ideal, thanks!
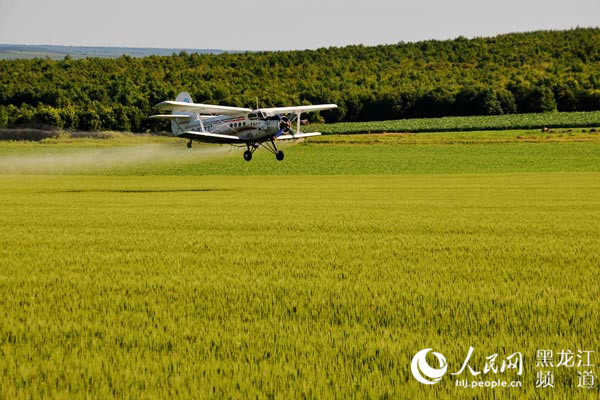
[150,92,337,161]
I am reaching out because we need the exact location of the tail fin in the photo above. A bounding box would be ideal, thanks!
[171,92,197,135]
[175,91,193,104]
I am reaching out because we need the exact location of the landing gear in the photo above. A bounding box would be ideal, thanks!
[261,139,285,161]
[186,140,192,149]
[241,138,285,162]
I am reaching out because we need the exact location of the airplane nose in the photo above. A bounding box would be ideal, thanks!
[278,116,291,132]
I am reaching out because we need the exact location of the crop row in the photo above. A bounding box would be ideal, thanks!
[313,111,600,134]
[1,174,599,398]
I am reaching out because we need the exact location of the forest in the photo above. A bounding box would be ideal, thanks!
[0,28,599,132]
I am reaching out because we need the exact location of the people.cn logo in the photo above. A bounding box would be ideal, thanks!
[411,349,448,385]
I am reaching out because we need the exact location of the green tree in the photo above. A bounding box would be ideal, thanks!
[527,85,557,112]
[553,80,579,111]
[14,105,35,125]
[34,106,63,128]
[0,106,8,127]
[114,105,131,132]
[579,89,600,111]
[496,89,517,114]
[77,107,101,131]
[0,28,599,131]
[59,106,78,129]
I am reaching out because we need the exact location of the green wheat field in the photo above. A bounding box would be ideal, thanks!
[1,129,599,398]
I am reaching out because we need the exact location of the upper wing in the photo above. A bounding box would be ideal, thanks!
[154,101,252,116]
[277,132,322,140]
[258,104,337,115]
[179,130,241,144]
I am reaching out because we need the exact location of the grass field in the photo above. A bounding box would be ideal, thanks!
[1,130,599,398]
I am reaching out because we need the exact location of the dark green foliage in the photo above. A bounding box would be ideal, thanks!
[33,105,63,128]
[526,85,557,112]
[0,128,59,141]
[580,89,600,110]
[0,107,7,127]
[1,28,599,132]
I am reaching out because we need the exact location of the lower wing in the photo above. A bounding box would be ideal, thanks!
[180,131,320,144]
[276,132,321,140]
[179,131,241,144]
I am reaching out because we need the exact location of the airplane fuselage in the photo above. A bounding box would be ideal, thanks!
[178,112,283,141]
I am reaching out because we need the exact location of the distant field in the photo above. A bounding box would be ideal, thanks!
[313,111,600,134]
[0,132,599,398]
[0,44,228,60]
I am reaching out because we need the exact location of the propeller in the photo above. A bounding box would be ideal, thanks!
[274,115,292,137]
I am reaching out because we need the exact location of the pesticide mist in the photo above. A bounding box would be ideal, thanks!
[0,143,235,174]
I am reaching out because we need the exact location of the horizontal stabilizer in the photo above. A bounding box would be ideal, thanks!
[149,114,191,120]
[276,132,322,140]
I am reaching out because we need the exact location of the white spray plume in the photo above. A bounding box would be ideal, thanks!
[0,144,234,174]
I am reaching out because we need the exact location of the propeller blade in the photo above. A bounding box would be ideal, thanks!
[274,128,285,138]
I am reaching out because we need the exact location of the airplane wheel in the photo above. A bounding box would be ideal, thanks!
[186,141,192,149]
[276,151,284,161]
[243,150,252,162]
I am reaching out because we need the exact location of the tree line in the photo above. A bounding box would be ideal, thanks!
[0,28,599,132]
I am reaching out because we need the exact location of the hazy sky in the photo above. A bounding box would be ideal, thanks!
[0,0,598,50]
